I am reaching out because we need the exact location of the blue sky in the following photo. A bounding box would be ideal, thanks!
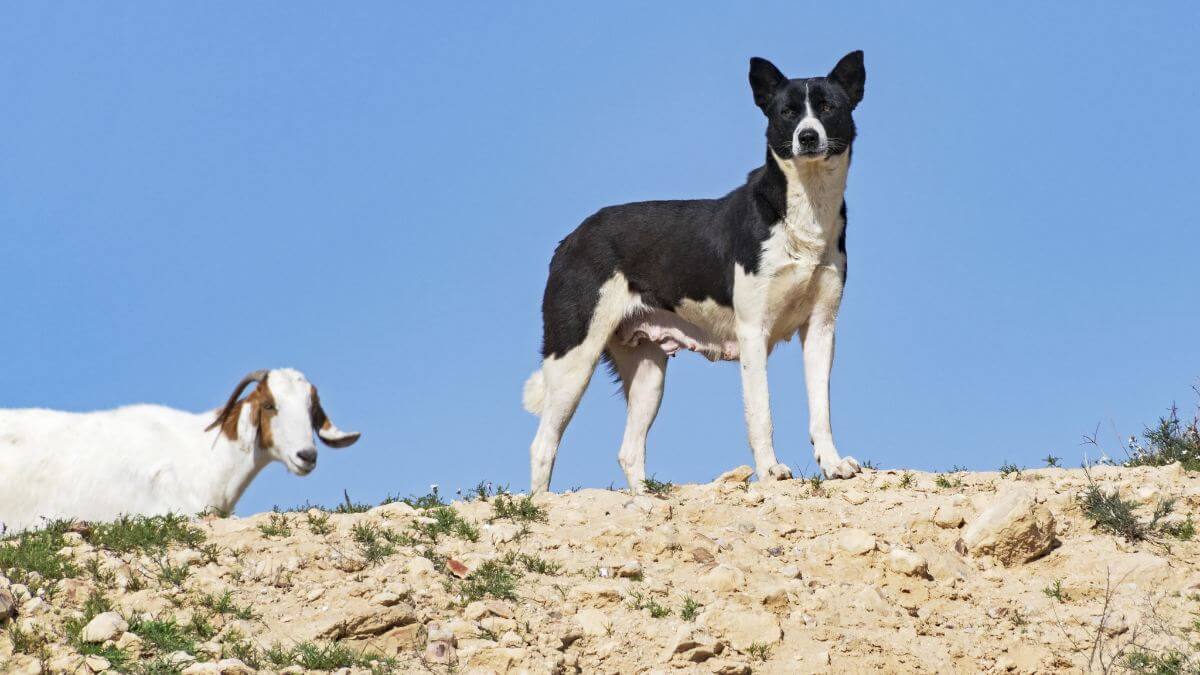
[3,3,1197,515]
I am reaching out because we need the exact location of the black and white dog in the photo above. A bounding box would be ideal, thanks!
[524,52,866,494]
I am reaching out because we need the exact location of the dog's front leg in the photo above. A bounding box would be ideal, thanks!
[802,271,861,479]
[735,317,793,482]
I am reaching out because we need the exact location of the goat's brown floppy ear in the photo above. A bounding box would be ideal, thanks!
[310,386,361,448]
[206,370,269,432]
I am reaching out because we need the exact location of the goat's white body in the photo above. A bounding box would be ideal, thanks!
[0,403,266,533]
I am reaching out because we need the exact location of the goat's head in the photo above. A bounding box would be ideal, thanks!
[206,368,360,475]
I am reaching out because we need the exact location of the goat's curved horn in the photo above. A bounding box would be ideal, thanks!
[310,386,361,449]
[205,370,269,432]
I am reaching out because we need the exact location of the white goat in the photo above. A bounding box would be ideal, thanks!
[0,368,359,532]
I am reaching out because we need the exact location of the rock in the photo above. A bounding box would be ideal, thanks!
[425,639,455,664]
[934,505,966,528]
[886,548,928,577]
[835,528,877,555]
[370,501,416,518]
[0,588,15,621]
[488,523,522,544]
[499,630,524,647]
[661,625,725,663]
[691,547,716,565]
[715,466,754,484]
[699,565,746,593]
[81,611,127,643]
[779,565,802,579]
[705,608,781,651]
[215,658,255,675]
[372,591,401,606]
[842,490,867,505]
[960,488,1056,565]
[575,608,612,636]
[617,560,643,578]
[467,647,527,671]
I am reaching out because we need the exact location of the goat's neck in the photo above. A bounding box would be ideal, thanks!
[193,413,271,514]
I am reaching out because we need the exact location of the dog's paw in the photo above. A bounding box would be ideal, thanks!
[821,455,862,480]
[764,463,794,481]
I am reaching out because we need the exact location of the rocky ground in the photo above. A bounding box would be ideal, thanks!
[2,463,1199,674]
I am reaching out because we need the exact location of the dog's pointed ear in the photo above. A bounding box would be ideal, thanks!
[829,50,865,109]
[749,57,787,113]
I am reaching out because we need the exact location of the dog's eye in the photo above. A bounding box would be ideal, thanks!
[820,102,835,114]
[780,107,797,119]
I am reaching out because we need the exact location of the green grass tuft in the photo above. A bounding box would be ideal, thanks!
[257,512,293,538]
[490,493,547,523]
[641,475,675,498]
[0,519,79,595]
[87,513,205,554]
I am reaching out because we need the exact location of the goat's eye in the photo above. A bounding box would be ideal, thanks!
[780,107,796,119]
[820,102,835,114]
[262,403,276,411]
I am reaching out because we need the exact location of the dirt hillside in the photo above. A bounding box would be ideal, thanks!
[2,463,1198,674]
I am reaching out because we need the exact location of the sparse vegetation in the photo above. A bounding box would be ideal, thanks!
[1044,454,1062,467]
[258,512,293,538]
[1043,579,1067,602]
[1079,474,1177,544]
[456,557,521,602]
[935,473,962,489]
[642,476,675,498]
[415,506,479,543]
[1123,396,1200,472]
[628,591,671,618]
[0,519,79,595]
[154,557,191,587]
[860,459,879,470]
[196,590,257,620]
[351,521,402,565]
[680,596,702,621]
[490,493,547,523]
[306,510,334,535]
[999,461,1022,478]
[400,486,446,510]
[746,642,773,661]
[88,513,206,553]
[334,489,374,514]
[898,471,915,489]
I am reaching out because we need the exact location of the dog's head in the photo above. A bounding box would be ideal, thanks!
[749,51,865,162]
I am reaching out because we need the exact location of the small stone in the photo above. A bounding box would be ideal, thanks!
[715,466,754,484]
[779,565,802,579]
[836,529,877,555]
[934,505,966,529]
[692,547,716,565]
[886,548,928,577]
[488,523,522,544]
[699,565,746,593]
[499,630,524,647]
[706,608,781,651]
[372,591,401,606]
[575,608,611,636]
[617,560,643,578]
[735,521,756,534]
[84,655,111,672]
[82,611,128,643]
[0,589,15,621]
[447,558,470,578]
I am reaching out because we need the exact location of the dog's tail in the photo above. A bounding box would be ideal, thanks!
[522,368,546,416]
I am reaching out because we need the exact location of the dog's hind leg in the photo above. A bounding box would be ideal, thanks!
[607,340,668,493]
[529,274,635,494]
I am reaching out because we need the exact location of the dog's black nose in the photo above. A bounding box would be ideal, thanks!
[297,449,317,464]
[797,128,820,150]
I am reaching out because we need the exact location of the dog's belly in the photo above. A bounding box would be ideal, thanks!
[617,303,738,361]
